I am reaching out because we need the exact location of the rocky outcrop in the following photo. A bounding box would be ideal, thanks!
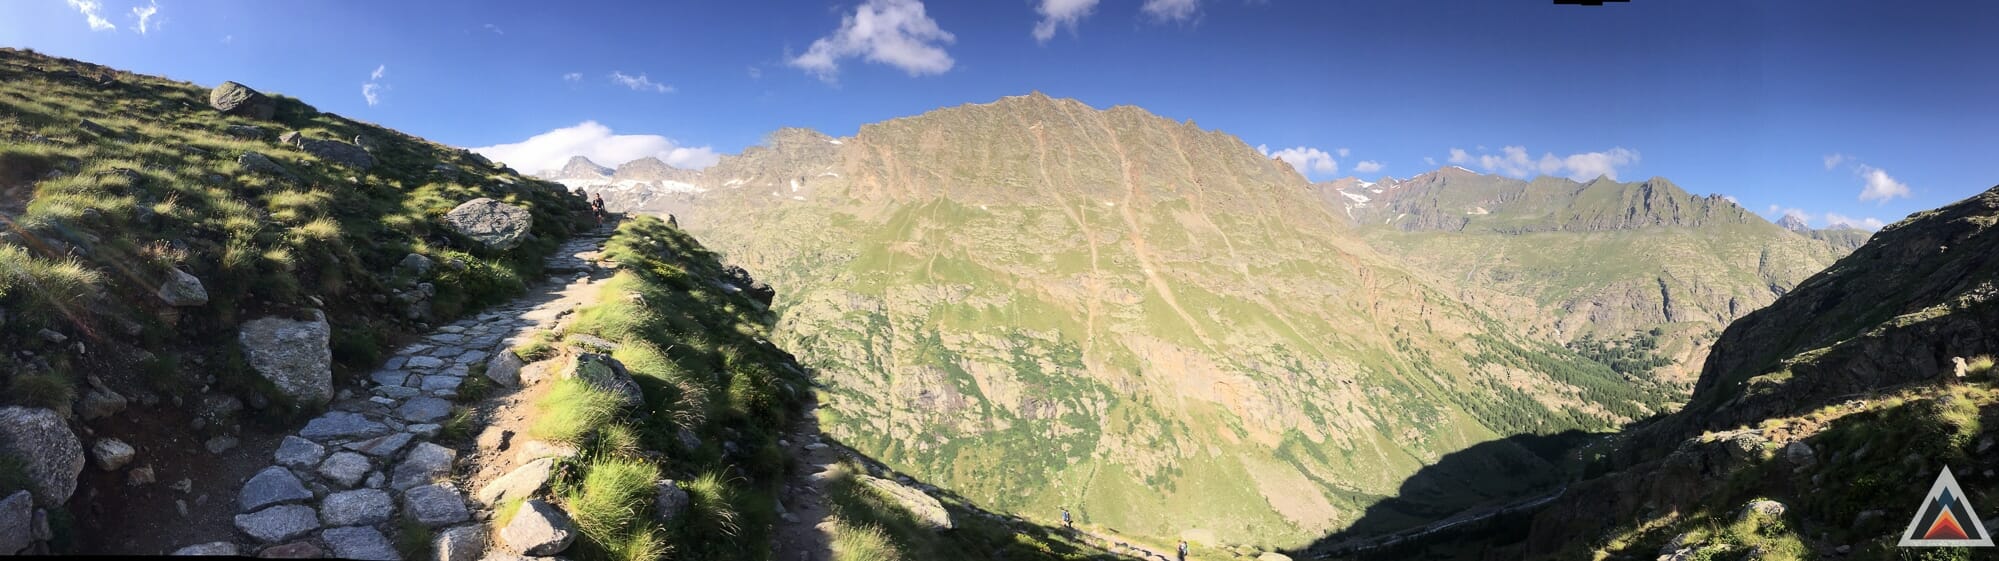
[290,137,375,170]
[857,474,952,530]
[208,81,276,120]
[0,407,84,506]
[238,310,333,406]
[443,198,533,251]
[559,352,642,407]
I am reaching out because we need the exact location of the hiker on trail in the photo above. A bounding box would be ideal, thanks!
[590,193,607,224]
[1177,540,1189,561]
[1061,507,1072,530]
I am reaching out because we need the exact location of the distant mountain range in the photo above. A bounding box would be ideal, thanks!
[535,93,1872,548]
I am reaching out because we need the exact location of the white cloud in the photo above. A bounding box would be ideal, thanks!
[1721,194,1739,205]
[1823,153,1846,170]
[1257,144,1338,177]
[1449,145,1640,181]
[471,121,721,174]
[1033,0,1100,43]
[1824,212,1886,230]
[131,0,158,35]
[562,72,583,83]
[1424,156,1437,166]
[609,71,674,93]
[1141,0,1200,22]
[1336,147,1350,158]
[362,65,387,106]
[483,23,504,35]
[66,0,115,31]
[1855,164,1910,203]
[790,0,955,82]
[1353,160,1383,173]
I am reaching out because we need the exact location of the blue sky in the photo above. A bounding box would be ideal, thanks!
[5,0,1995,230]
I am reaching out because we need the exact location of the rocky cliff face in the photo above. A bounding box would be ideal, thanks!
[600,93,1679,546]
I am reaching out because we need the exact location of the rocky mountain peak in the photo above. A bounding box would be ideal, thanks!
[553,155,612,179]
[1776,213,1811,232]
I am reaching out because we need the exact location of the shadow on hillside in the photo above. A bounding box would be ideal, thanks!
[1293,430,1597,560]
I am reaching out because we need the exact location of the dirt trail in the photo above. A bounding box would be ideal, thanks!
[772,394,838,561]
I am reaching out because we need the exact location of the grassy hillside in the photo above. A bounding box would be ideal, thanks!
[0,47,590,413]
[620,93,1679,548]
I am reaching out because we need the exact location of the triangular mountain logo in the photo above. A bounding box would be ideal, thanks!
[1900,466,1994,547]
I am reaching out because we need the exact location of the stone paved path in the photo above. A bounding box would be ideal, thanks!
[167,230,615,558]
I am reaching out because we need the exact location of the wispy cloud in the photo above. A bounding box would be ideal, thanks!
[1448,145,1640,181]
[131,0,159,35]
[471,121,721,174]
[66,0,115,31]
[1424,156,1437,166]
[362,65,388,106]
[1140,0,1200,22]
[747,66,763,79]
[1822,153,1847,170]
[790,0,955,83]
[562,72,583,83]
[1257,144,1338,177]
[1855,164,1910,203]
[1353,160,1383,174]
[483,23,504,35]
[609,71,674,93]
[1033,0,1099,43]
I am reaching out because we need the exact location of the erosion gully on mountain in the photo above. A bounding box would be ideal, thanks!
[81,229,613,557]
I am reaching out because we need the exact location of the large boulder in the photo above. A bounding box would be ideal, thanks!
[238,310,333,406]
[559,353,642,408]
[500,499,575,555]
[0,491,30,555]
[208,81,277,120]
[856,475,952,530]
[653,479,689,523]
[157,269,208,306]
[292,138,375,170]
[442,198,532,251]
[0,407,84,506]
[237,151,297,180]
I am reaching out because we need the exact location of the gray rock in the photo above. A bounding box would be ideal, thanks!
[405,355,446,370]
[0,407,85,506]
[297,138,375,170]
[278,131,301,145]
[399,253,435,277]
[396,397,453,424]
[375,386,421,400]
[317,451,372,488]
[559,353,642,408]
[408,424,442,439]
[486,350,525,388]
[127,464,156,486]
[403,483,471,527]
[0,491,29,555]
[320,488,395,526]
[224,124,267,140]
[443,198,534,251]
[239,310,333,406]
[500,499,575,555]
[371,369,413,387]
[347,432,414,458]
[78,118,118,138]
[156,269,209,306]
[420,376,464,393]
[209,81,277,120]
[391,442,457,491]
[91,438,136,471]
[1738,499,1788,522]
[653,479,689,523]
[300,411,389,441]
[857,475,952,530]
[475,458,553,507]
[237,151,296,180]
[322,526,400,561]
[511,440,578,465]
[239,466,313,512]
[432,524,485,561]
[1784,441,1817,467]
[676,427,702,451]
[169,541,240,556]
[234,504,320,543]
[78,388,128,421]
[204,435,239,454]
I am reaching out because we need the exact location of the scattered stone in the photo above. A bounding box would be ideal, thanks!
[234,504,321,543]
[256,541,325,558]
[559,352,642,407]
[300,411,390,441]
[347,432,414,458]
[399,253,435,277]
[0,407,86,506]
[403,483,471,527]
[296,138,375,170]
[78,388,128,421]
[278,131,301,145]
[1738,499,1788,522]
[170,541,239,556]
[127,464,156,486]
[676,427,702,451]
[1784,441,1817,467]
[171,478,193,493]
[209,81,278,120]
[35,329,65,343]
[486,350,525,388]
[205,435,240,454]
[392,442,457,491]
[240,466,314,512]
[321,526,399,561]
[317,451,373,488]
[320,489,395,526]
[432,524,485,561]
[239,310,333,406]
[237,151,296,180]
[500,499,576,555]
[443,198,534,251]
[0,491,29,555]
[857,475,953,530]
[91,438,136,471]
[476,458,554,507]
[653,479,689,523]
[155,269,210,307]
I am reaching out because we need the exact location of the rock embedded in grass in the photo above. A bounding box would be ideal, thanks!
[0,407,85,506]
[208,81,276,120]
[499,499,576,555]
[443,198,533,251]
[156,269,208,307]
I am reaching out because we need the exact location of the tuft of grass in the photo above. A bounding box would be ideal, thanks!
[1966,355,1995,377]
[8,371,75,410]
[438,406,477,442]
[457,371,492,402]
[0,245,103,324]
[514,330,558,362]
[560,455,665,561]
[830,517,906,561]
[394,514,434,560]
[531,378,626,445]
[492,497,527,531]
